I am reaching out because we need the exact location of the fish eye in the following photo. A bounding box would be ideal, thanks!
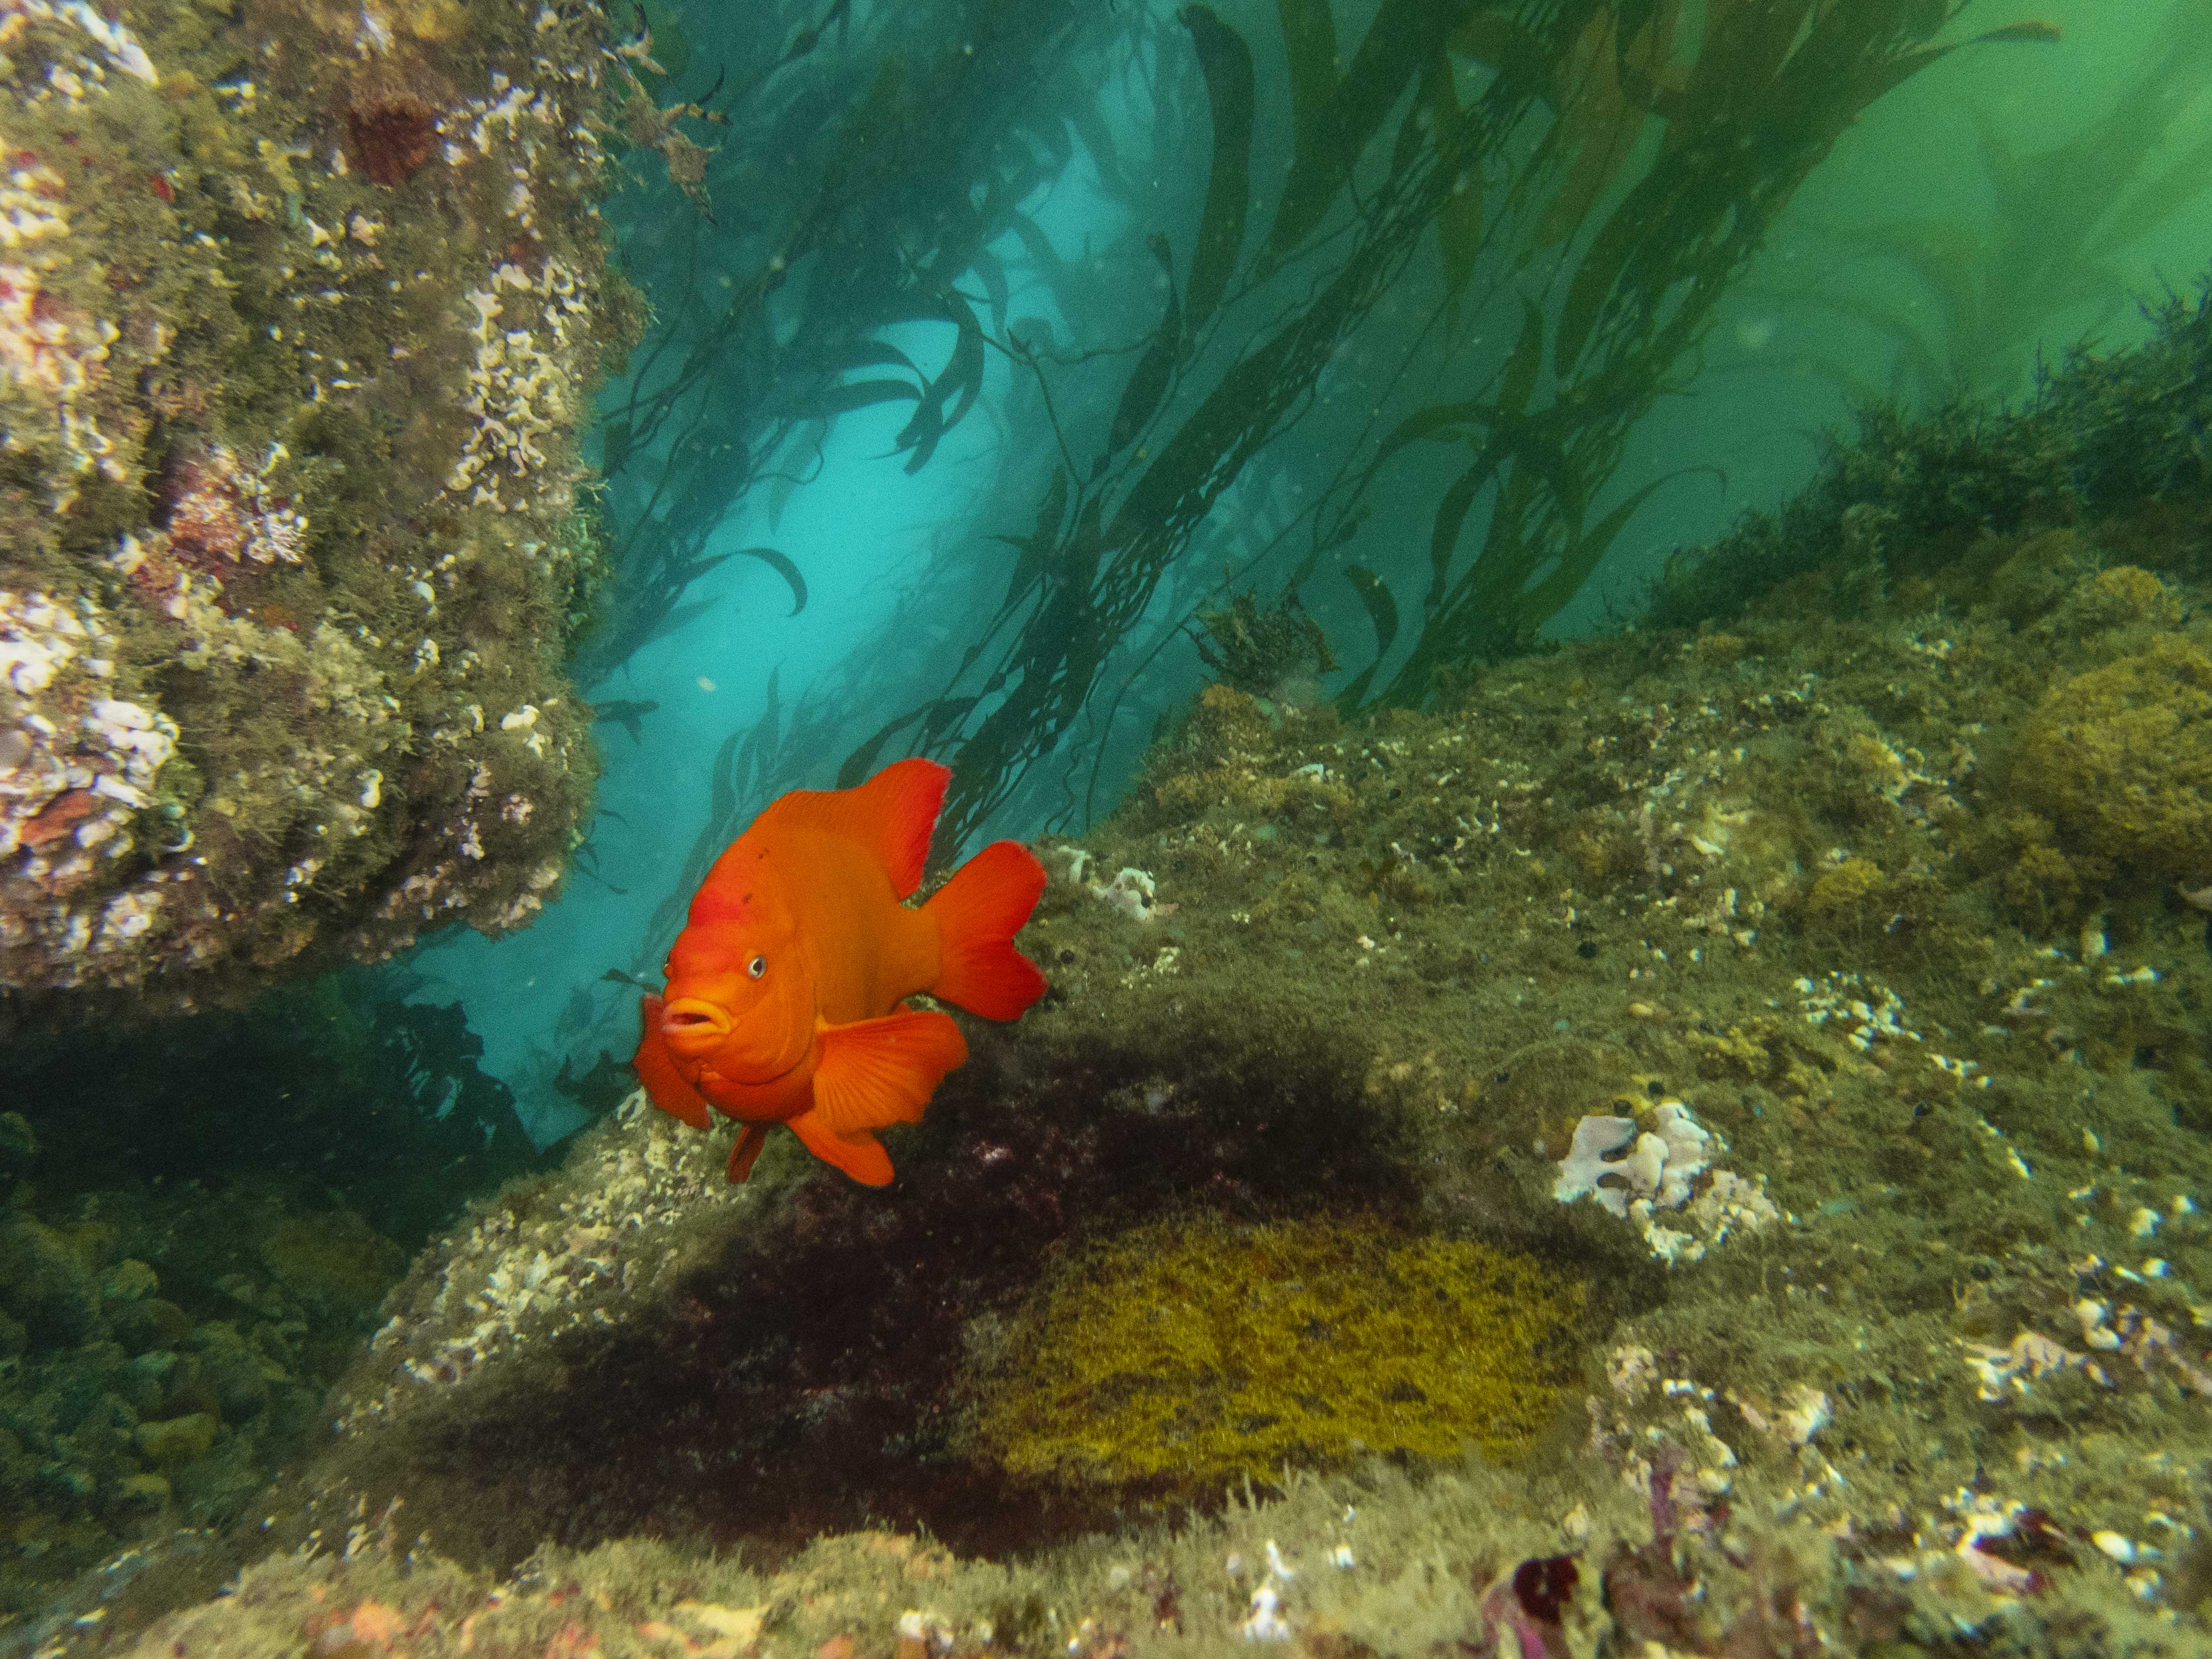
[748,954,766,979]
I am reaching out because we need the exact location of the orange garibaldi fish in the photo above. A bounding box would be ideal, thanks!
[632,758,1048,1187]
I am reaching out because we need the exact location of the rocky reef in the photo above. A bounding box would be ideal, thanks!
[0,969,556,1629]
[26,303,2212,1659]
[0,0,637,1010]
[41,504,2212,1653]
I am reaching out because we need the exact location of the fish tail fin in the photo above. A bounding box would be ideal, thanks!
[924,839,1048,1020]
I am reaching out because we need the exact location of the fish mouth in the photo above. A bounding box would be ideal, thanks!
[660,998,733,1046]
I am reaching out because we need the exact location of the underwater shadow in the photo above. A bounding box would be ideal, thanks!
[315,1018,1452,1569]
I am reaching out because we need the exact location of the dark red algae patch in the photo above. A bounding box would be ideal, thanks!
[325,1022,1439,1571]
[343,96,439,187]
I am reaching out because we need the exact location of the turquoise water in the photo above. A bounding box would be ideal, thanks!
[424,0,2212,1147]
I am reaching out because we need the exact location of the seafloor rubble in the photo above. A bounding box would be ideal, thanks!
[0,973,555,1629]
[0,0,637,1009]
[0,1118,404,1623]
[28,466,2212,1653]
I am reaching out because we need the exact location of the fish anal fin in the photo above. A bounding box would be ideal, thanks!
[813,1009,967,1135]
[762,758,948,900]
[727,1123,770,1184]
[924,839,1048,1020]
[786,1110,896,1187]
[634,995,713,1130]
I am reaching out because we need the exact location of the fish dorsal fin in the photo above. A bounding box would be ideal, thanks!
[813,1009,968,1134]
[759,758,948,900]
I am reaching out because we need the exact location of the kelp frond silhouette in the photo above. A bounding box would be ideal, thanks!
[573,0,1098,693]
[831,0,2059,849]
[1728,0,2212,408]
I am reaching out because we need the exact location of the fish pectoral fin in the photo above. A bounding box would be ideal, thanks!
[785,1109,895,1187]
[634,995,713,1130]
[812,1009,968,1134]
[726,1123,771,1185]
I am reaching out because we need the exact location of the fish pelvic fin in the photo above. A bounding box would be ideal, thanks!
[761,757,948,900]
[634,995,713,1129]
[924,839,1048,1020]
[785,1110,896,1187]
[813,1008,968,1135]
[727,1123,771,1184]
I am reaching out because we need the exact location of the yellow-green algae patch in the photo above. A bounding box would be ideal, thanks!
[2016,632,2212,888]
[967,1215,1588,1491]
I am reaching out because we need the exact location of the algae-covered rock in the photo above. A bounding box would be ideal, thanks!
[100,1258,159,1305]
[0,1210,98,1344]
[187,1323,276,1425]
[257,1212,406,1318]
[2063,562,2179,631]
[0,0,637,1008]
[82,1449,2212,1659]
[1801,853,1888,929]
[109,1296,191,1357]
[2016,634,2212,889]
[133,1412,217,1468]
[41,497,2212,1654]
[0,1172,406,1619]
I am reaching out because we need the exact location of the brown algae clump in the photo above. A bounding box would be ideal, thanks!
[1801,855,1889,932]
[967,1215,1587,1492]
[2016,634,2212,888]
[2071,563,2178,629]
